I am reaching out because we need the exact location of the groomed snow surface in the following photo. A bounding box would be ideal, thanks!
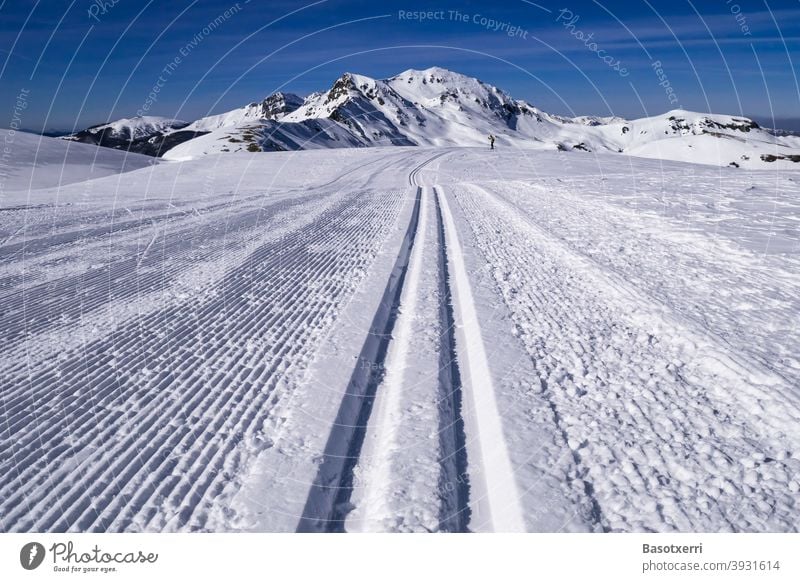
[1,129,154,192]
[1,144,799,532]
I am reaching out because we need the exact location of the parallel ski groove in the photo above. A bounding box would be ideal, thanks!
[0,192,327,406]
[296,186,423,532]
[434,185,526,532]
[432,189,471,532]
[0,197,309,347]
[0,188,404,532]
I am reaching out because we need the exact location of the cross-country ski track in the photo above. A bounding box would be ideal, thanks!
[1,147,799,533]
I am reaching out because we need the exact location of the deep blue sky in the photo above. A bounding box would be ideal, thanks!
[2,0,799,132]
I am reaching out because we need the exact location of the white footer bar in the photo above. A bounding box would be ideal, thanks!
[1,533,796,581]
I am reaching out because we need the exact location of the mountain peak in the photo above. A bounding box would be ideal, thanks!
[265,91,303,103]
[62,66,800,168]
[258,91,303,117]
[324,72,379,102]
[393,66,463,78]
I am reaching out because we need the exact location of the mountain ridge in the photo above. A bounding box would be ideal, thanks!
[62,67,800,168]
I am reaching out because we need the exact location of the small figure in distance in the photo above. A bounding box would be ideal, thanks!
[489,134,496,150]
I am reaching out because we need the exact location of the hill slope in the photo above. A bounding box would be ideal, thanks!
[0,130,154,196]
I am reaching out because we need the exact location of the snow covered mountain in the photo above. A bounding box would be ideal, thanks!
[62,115,208,157]
[166,68,551,158]
[279,67,549,148]
[84,115,188,140]
[65,67,800,168]
[562,110,800,167]
[183,92,303,132]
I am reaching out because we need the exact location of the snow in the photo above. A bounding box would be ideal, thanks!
[76,68,800,171]
[345,186,444,532]
[163,118,365,160]
[85,116,187,139]
[435,183,526,532]
[0,129,154,196]
[182,93,303,132]
[451,177,800,531]
[1,143,799,533]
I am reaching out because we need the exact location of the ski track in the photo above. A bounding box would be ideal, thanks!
[0,184,407,532]
[451,182,800,532]
[344,184,471,532]
[435,185,525,532]
[332,164,532,533]
[297,154,446,532]
[431,188,471,533]
[2,147,798,533]
[344,185,441,532]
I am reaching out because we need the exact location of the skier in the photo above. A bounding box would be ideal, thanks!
[489,134,496,150]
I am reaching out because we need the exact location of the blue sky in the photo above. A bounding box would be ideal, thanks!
[2,0,799,132]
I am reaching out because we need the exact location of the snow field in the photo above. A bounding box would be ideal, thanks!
[487,178,800,389]
[0,130,154,195]
[1,145,798,533]
[450,182,800,531]
[0,182,406,532]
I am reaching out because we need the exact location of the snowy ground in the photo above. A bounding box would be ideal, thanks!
[0,129,154,195]
[1,146,799,532]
